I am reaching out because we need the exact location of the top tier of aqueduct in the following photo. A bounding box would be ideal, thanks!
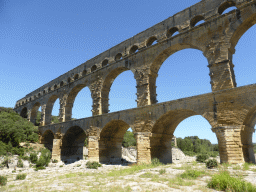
[15,0,246,107]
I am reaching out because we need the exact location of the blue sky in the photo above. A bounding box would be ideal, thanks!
[0,0,255,144]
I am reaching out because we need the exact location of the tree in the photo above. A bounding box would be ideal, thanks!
[122,130,136,147]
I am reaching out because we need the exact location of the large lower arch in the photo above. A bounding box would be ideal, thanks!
[101,67,133,113]
[41,130,54,152]
[45,95,59,125]
[99,120,131,164]
[65,84,91,121]
[61,126,87,163]
[242,106,256,164]
[30,102,41,125]
[150,109,211,164]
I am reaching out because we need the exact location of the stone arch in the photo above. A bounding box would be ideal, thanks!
[99,120,131,163]
[241,105,256,163]
[45,95,59,125]
[61,126,87,163]
[167,27,179,38]
[91,65,97,72]
[60,81,64,87]
[102,59,108,67]
[82,69,87,76]
[115,53,122,61]
[67,77,71,83]
[54,84,57,90]
[41,130,54,151]
[190,15,205,28]
[129,45,139,54]
[30,102,41,125]
[74,74,79,81]
[218,1,236,15]
[20,107,28,118]
[147,36,157,47]
[65,83,91,121]
[101,67,133,113]
[150,109,212,163]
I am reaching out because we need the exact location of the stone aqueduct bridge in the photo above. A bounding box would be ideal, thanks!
[14,0,256,164]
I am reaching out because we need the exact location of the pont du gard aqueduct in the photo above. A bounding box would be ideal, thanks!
[13,0,256,164]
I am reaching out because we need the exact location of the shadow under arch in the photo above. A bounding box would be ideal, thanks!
[99,120,132,164]
[45,95,59,125]
[101,67,134,114]
[65,84,91,121]
[150,109,212,164]
[61,126,87,164]
[41,130,54,152]
[20,107,28,118]
[31,102,41,125]
[242,105,256,163]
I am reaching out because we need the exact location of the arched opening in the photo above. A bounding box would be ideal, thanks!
[147,36,157,47]
[48,87,51,92]
[129,45,139,54]
[102,68,136,113]
[60,81,64,87]
[74,74,79,81]
[45,95,60,125]
[41,130,54,152]
[43,90,46,94]
[156,48,210,103]
[99,120,135,164]
[218,1,236,15]
[20,107,28,118]
[190,15,205,27]
[29,97,32,101]
[102,59,108,67]
[61,126,87,163]
[31,102,41,125]
[65,84,92,120]
[167,27,179,38]
[115,53,123,61]
[38,93,41,97]
[232,21,256,87]
[241,106,256,163]
[91,65,97,72]
[82,70,87,76]
[151,110,216,164]
[71,86,92,119]
[67,77,71,83]
[54,84,57,90]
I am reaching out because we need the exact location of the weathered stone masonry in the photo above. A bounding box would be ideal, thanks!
[14,0,256,164]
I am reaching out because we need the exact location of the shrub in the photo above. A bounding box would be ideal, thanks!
[206,159,218,169]
[122,131,136,147]
[180,169,205,179]
[151,158,162,166]
[60,165,63,167]
[36,148,51,168]
[0,175,7,186]
[16,173,26,180]
[159,169,166,174]
[183,151,196,157]
[22,156,30,161]
[52,159,58,163]
[35,166,46,171]
[17,159,23,168]
[86,161,102,169]
[196,154,209,163]
[207,151,219,157]
[30,152,38,163]
[207,171,256,191]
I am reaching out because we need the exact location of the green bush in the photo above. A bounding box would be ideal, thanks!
[159,169,166,174]
[151,158,162,166]
[35,166,46,171]
[207,151,219,157]
[122,130,136,147]
[207,171,256,191]
[36,148,51,168]
[21,156,30,161]
[196,154,209,163]
[183,151,196,156]
[0,175,7,186]
[52,159,58,163]
[17,159,23,168]
[30,152,38,163]
[16,173,26,180]
[206,159,218,169]
[86,161,102,169]
[180,169,205,179]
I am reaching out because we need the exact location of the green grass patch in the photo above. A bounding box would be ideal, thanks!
[16,173,26,180]
[180,169,206,179]
[207,171,256,191]
[168,177,195,187]
[139,172,159,179]
[0,175,7,186]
